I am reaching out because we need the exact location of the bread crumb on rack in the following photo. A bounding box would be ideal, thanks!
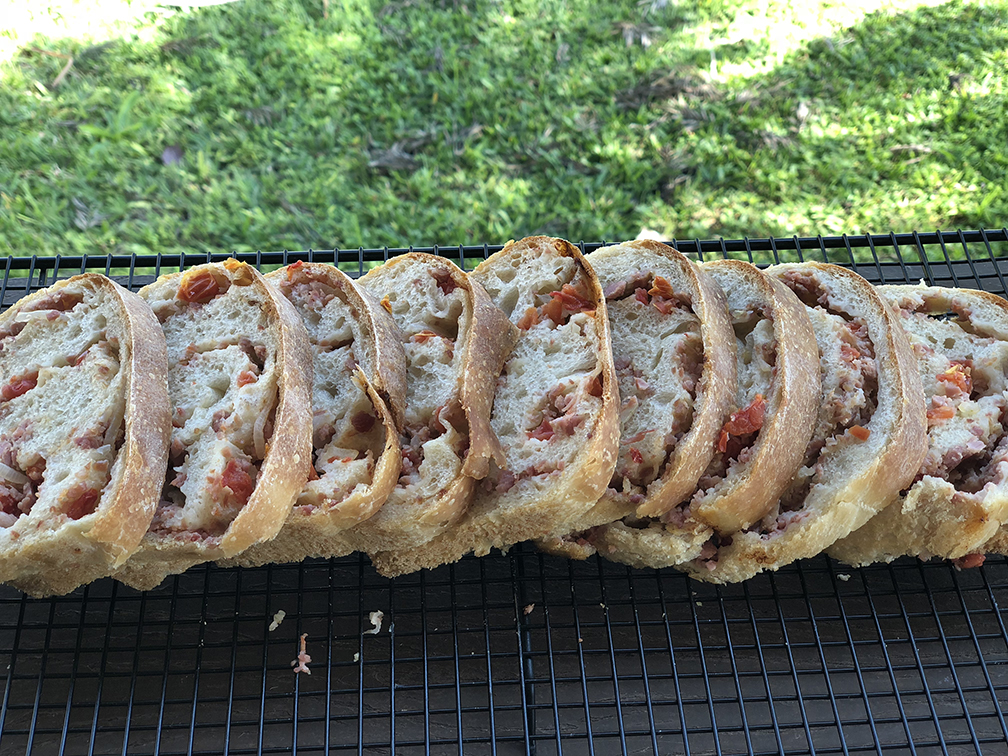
[291,633,311,675]
[269,609,286,632]
[363,610,384,635]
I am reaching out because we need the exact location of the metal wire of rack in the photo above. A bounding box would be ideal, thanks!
[0,229,1006,755]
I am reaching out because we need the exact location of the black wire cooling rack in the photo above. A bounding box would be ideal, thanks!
[0,229,1007,756]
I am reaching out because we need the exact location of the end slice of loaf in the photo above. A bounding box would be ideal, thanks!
[0,274,171,596]
[345,253,518,552]
[830,285,1008,566]
[538,240,736,562]
[681,262,927,584]
[369,236,620,576]
[590,260,820,569]
[113,260,312,591]
[224,262,407,567]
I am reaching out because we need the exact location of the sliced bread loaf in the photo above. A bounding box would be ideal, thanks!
[345,253,518,552]
[830,285,1008,566]
[0,274,170,596]
[681,262,927,583]
[537,241,736,562]
[114,260,313,590]
[225,261,407,567]
[590,259,820,569]
[369,236,620,576]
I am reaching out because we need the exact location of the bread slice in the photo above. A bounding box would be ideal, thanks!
[589,259,821,569]
[113,260,313,590]
[368,236,620,576]
[0,274,171,597]
[830,285,1008,566]
[223,261,407,567]
[342,253,518,552]
[681,262,927,584]
[537,241,737,562]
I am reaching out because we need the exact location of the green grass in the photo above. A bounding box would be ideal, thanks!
[0,0,1005,256]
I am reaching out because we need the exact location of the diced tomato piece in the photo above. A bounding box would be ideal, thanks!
[237,370,257,387]
[1,371,38,402]
[937,362,972,398]
[411,329,439,343]
[178,271,220,304]
[717,394,766,453]
[927,399,956,423]
[516,307,540,330]
[221,459,254,507]
[286,260,305,279]
[540,296,564,325]
[629,447,644,464]
[849,425,871,441]
[635,288,650,305]
[648,276,675,300]
[65,488,99,520]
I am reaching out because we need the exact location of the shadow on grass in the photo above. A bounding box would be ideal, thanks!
[0,0,1005,256]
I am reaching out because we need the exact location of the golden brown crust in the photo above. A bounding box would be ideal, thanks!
[0,275,171,597]
[831,477,1000,565]
[113,261,312,590]
[460,277,520,478]
[85,281,173,563]
[683,263,928,584]
[368,236,620,577]
[592,518,713,569]
[690,262,820,533]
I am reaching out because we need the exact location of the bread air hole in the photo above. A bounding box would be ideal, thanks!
[496,287,519,319]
